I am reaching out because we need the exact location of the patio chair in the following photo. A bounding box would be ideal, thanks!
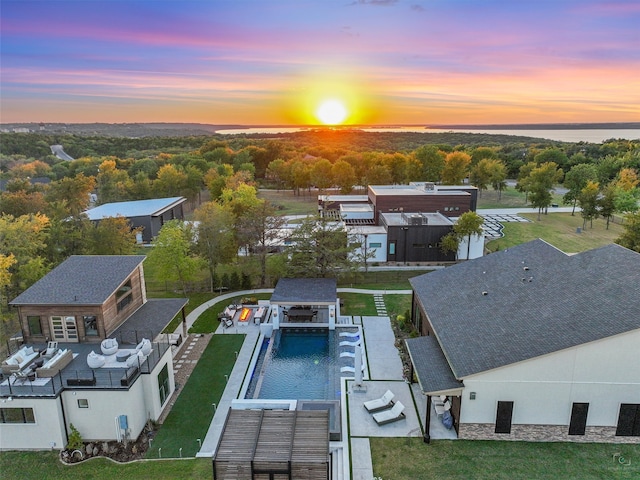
[363,389,395,413]
[339,339,361,347]
[339,331,360,338]
[373,401,406,426]
[341,365,365,374]
[435,400,451,417]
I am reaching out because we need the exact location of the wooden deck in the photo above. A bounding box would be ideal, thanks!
[213,409,330,480]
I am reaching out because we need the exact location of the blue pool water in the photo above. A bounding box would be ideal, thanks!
[246,329,343,400]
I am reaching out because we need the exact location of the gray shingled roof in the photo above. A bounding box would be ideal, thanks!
[410,239,640,378]
[271,278,337,304]
[111,298,188,344]
[9,255,146,305]
[405,336,463,393]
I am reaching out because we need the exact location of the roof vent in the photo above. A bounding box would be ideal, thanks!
[481,291,488,296]
[528,277,533,282]
[523,266,530,271]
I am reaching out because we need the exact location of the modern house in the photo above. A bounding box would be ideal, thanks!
[84,197,186,243]
[319,183,483,264]
[1,256,187,450]
[406,240,640,443]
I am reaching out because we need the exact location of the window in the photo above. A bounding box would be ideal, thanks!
[370,242,382,248]
[569,403,589,435]
[389,242,396,255]
[83,315,98,336]
[495,401,514,434]
[616,404,640,436]
[158,364,170,406]
[77,399,89,409]
[117,281,133,313]
[1,407,35,424]
[27,316,42,336]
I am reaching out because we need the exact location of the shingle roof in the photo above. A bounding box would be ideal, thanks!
[111,298,188,343]
[271,278,337,304]
[84,197,184,220]
[10,255,146,305]
[405,336,463,393]
[410,239,640,378]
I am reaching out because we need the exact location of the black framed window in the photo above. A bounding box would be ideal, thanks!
[27,316,42,335]
[78,399,89,409]
[495,401,514,434]
[568,403,589,435]
[1,408,35,424]
[616,404,640,436]
[83,315,98,336]
[158,364,170,406]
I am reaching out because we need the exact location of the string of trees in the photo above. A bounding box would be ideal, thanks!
[1,132,639,299]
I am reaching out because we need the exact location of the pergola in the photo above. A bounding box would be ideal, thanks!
[270,278,338,330]
[213,409,330,480]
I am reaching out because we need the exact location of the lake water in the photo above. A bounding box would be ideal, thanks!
[216,126,640,143]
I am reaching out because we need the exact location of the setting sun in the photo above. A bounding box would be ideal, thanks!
[316,99,348,125]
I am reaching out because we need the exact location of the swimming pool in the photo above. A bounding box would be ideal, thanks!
[246,329,349,401]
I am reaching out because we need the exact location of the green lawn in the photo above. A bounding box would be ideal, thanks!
[383,294,412,320]
[487,212,625,253]
[370,438,640,480]
[338,270,423,290]
[145,334,245,459]
[339,292,377,316]
[476,186,565,209]
[0,452,211,480]
[257,188,318,215]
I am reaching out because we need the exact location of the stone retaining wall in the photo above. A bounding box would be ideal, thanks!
[459,423,640,444]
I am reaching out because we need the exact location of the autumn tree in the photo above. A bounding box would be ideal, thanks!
[332,160,357,194]
[470,159,494,197]
[154,164,187,198]
[236,201,286,287]
[87,216,141,255]
[146,220,199,296]
[286,217,355,278]
[45,173,96,216]
[441,152,471,185]
[310,159,334,193]
[454,211,484,260]
[220,182,261,218]
[96,159,131,203]
[414,145,446,182]
[563,163,598,215]
[578,181,600,229]
[193,202,236,291]
[615,211,640,253]
[598,183,617,229]
[524,162,564,220]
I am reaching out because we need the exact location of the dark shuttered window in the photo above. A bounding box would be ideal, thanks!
[495,401,514,434]
[568,403,589,435]
[616,404,640,437]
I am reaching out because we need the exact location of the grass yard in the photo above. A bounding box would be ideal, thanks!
[476,186,565,209]
[487,212,625,253]
[145,334,245,459]
[0,452,211,480]
[338,270,424,290]
[370,438,640,480]
[258,188,318,215]
[339,292,377,316]
[189,293,272,332]
[383,294,412,320]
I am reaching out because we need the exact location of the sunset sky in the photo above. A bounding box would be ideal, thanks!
[1,0,639,125]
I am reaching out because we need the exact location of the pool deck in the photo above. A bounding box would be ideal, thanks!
[192,300,455,479]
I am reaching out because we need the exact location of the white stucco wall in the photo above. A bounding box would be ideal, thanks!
[141,349,175,421]
[0,397,66,450]
[460,329,640,427]
[63,380,148,442]
[457,233,484,260]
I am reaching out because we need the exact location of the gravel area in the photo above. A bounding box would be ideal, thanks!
[157,333,212,424]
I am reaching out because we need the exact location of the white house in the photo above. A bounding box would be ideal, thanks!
[406,239,640,443]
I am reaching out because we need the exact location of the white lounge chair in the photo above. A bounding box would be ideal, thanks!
[363,390,395,413]
[100,338,118,356]
[341,365,365,374]
[340,351,355,358]
[373,401,406,425]
[339,331,360,338]
[339,340,361,347]
[86,351,105,369]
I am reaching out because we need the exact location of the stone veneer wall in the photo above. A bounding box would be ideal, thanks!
[459,424,640,444]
